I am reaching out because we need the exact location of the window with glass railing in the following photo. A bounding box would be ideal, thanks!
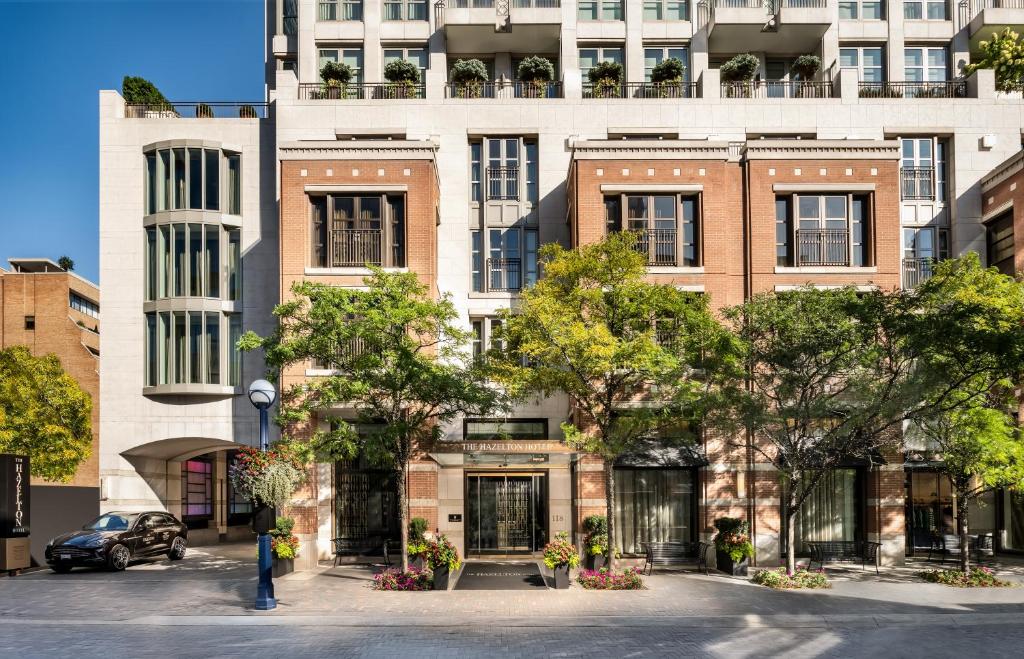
[604,194,701,267]
[775,193,871,267]
[470,227,539,292]
[310,194,406,268]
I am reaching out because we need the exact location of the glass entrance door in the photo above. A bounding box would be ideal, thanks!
[466,473,547,555]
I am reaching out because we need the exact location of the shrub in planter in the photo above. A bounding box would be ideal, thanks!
[791,55,821,80]
[228,445,304,509]
[582,515,608,570]
[919,567,1012,587]
[425,534,461,590]
[320,61,355,98]
[713,517,754,576]
[649,57,687,97]
[588,60,623,99]
[450,58,489,98]
[576,568,645,590]
[543,532,580,589]
[517,56,555,97]
[196,103,214,118]
[407,517,430,569]
[751,567,831,590]
[269,517,300,577]
[373,567,433,591]
[122,76,169,106]
[720,54,759,82]
[383,59,421,99]
[858,85,903,98]
[238,104,258,118]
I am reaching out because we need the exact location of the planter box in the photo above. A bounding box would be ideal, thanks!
[553,564,570,589]
[272,557,294,578]
[432,564,450,590]
[586,553,606,571]
[716,549,749,576]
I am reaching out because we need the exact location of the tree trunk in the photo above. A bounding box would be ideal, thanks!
[957,489,970,575]
[786,508,797,574]
[397,463,409,572]
[605,461,616,572]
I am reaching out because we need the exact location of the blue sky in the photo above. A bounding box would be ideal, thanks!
[0,1,265,283]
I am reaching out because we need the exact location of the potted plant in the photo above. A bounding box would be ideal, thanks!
[425,534,461,590]
[383,59,421,99]
[543,532,580,589]
[121,75,175,117]
[792,55,821,81]
[713,517,754,576]
[517,56,555,98]
[238,104,258,118]
[407,517,430,570]
[196,103,214,118]
[720,53,759,99]
[588,60,623,99]
[650,57,686,98]
[582,515,608,570]
[269,516,300,577]
[450,58,489,98]
[320,60,355,99]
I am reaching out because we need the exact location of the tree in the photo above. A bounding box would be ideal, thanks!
[239,269,502,571]
[121,76,169,105]
[965,28,1024,93]
[57,256,74,271]
[0,346,93,482]
[489,234,738,570]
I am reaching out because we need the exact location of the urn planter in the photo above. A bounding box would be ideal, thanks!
[553,564,571,589]
[272,557,294,578]
[432,564,450,590]
[716,550,749,576]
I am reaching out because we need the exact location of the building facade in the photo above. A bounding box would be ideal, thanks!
[99,0,1024,567]
[0,258,101,564]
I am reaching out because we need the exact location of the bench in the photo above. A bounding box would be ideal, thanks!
[642,541,712,576]
[927,533,993,565]
[331,536,391,568]
[807,540,881,574]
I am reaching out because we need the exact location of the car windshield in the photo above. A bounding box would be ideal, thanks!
[84,513,138,531]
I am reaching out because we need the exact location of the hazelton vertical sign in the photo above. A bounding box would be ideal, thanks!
[0,454,30,538]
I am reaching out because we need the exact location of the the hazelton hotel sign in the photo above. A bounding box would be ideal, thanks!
[458,441,573,453]
[0,454,30,538]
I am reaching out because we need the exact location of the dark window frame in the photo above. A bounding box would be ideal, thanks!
[463,418,549,441]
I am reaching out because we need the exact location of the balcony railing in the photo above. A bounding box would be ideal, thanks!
[961,0,1024,22]
[901,167,936,200]
[512,0,560,6]
[858,81,967,98]
[445,81,564,98]
[713,0,825,9]
[797,229,849,266]
[329,229,383,267]
[903,257,937,288]
[486,258,523,291]
[318,0,364,21]
[721,81,834,99]
[486,167,520,200]
[125,102,269,119]
[633,229,678,266]
[313,336,370,369]
[583,82,698,99]
[299,82,426,100]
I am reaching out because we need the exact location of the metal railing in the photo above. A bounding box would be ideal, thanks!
[797,229,849,266]
[858,81,967,98]
[512,0,560,6]
[903,257,937,288]
[486,167,520,200]
[721,81,834,98]
[299,82,426,100]
[633,229,678,266]
[901,167,936,200]
[125,102,269,119]
[713,0,825,9]
[486,258,523,291]
[583,82,698,99]
[961,0,1024,23]
[449,0,494,6]
[314,336,370,369]
[329,229,383,267]
[444,81,564,98]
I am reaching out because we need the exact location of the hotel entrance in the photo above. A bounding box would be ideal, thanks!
[465,473,548,556]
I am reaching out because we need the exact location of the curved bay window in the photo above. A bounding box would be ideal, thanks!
[145,146,240,215]
[145,223,240,301]
[311,194,406,268]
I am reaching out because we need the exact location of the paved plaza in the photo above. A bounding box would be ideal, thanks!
[4,544,1024,657]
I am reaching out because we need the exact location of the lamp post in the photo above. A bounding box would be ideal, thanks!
[248,379,277,611]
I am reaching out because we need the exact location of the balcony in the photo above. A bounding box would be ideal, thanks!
[797,229,849,266]
[720,80,833,98]
[702,0,831,55]
[299,82,426,100]
[125,102,268,119]
[902,257,937,288]
[486,258,523,291]
[486,167,520,200]
[901,167,936,200]
[858,81,967,98]
[582,82,698,99]
[329,229,383,267]
[633,229,679,266]
[444,80,563,98]
[962,0,1024,51]
[435,0,561,54]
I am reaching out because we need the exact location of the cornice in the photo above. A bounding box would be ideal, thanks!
[570,139,736,161]
[981,151,1024,192]
[278,140,438,161]
[744,140,901,160]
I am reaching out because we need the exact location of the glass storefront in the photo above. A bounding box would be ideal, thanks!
[465,473,547,555]
[905,469,955,552]
[334,457,399,551]
[613,468,695,555]
[1004,490,1024,551]
[792,469,859,554]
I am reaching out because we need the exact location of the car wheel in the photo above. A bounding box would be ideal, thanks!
[168,536,187,561]
[51,564,73,574]
[107,544,131,571]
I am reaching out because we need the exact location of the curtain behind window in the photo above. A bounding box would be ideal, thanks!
[793,469,857,554]
[614,469,693,555]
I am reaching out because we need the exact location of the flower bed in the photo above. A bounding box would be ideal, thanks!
[576,568,646,590]
[918,567,1012,588]
[751,568,831,589]
[372,567,433,591]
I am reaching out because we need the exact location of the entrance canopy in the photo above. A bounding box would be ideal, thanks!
[122,437,250,462]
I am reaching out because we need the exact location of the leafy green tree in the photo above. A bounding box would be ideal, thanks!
[239,269,502,570]
[57,256,74,271]
[965,27,1024,92]
[0,346,93,482]
[121,76,169,105]
[489,234,738,570]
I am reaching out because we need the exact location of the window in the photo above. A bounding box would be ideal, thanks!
[146,223,223,299]
[487,138,520,201]
[614,468,695,555]
[335,453,399,545]
[310,194,406,267]
[604,194,701,267]
[778,193,872,267]
[839,0,883,19]
[905,47,948,82]
[986,211,1015,276]
[644,47,689,83]
[579,0,624,20]
[471,228,539,292]
[181,457,213,521]
[383,0,427,20]
[839,46,884,83]
[901,137,947,201]
[228,314,242,386]
[24,316,35,331]
[69,292,99,318]
[904,0,947,20]
[579,47,624,81]
[319,0,363,20]
[643,0,687,19]
[464,419,548,440]
[784,469,861,555]
[283,0,297,34]
[147,310,232,386]
[903,226,949,286]
[471,316,517,364]
[226,229,241,301]
[319,48,363,83]
[776,196,792,267]
[145,147,233,213]
[384,47,428,82]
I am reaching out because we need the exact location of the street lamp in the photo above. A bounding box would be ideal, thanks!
[248,378,277,611]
